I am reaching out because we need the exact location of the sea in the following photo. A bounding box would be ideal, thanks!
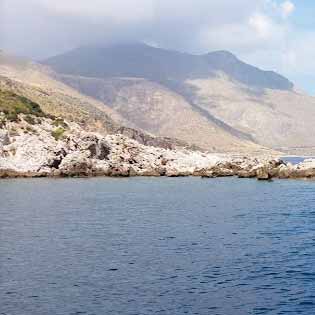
[1,177,315,315]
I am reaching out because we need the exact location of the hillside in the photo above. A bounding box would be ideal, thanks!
[184,76,315,152]
[0,89,46,121]
[43,43,315,154]
[0,51,194,150]
[59,75,267,153]
[0,51,269,154]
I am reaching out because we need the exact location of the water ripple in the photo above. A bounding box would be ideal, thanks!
[1,177,315,314]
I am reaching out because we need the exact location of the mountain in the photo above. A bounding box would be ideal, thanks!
[45,42,293,91]
[0,51,197,150]
[57,75,267,153]
[43,43,315,154]
[0,49,267,154]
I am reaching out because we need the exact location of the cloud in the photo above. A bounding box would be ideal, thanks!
[1,0,314,92]
[249,13,273,39]
[1,0,264,57]
[280,1,295,19]
[38,0,155,23]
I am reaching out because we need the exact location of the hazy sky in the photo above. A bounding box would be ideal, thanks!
[1,0,314,93]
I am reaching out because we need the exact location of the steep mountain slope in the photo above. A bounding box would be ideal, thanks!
[58,75,269,153]
[43,43,315,154]
[0,51,121,133]
[183,76,315,152]
[0,51,194,150]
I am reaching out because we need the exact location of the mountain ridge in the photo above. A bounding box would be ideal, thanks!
[43,42,293,91]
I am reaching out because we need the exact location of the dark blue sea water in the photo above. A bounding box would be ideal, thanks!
[1,177,315,315]
[281,156,314,165]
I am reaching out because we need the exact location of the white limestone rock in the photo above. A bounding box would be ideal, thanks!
[0,113,289,179]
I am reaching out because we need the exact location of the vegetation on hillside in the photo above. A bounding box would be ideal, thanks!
[52,117,68,129]
[0,77,118,135]
[51,127,66,141]
[0,89,45,122]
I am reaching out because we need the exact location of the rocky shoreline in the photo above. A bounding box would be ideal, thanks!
[1,115,315,180]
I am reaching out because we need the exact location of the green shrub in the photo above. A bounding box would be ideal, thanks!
[6,112,19,122]
[0,89,46,122]
[51,127,65,141]
[52,118,68,129]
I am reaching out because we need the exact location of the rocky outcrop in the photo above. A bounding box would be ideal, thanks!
[256,167,272,180]
[0,130,9,155]
[0,114,221,178]
[1,113,315,180]
[284,159,315,179]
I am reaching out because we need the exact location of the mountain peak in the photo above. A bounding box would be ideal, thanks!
[206,50,238,60]
[43,43,293,91]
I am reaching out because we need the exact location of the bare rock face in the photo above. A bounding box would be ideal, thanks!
[165,168,191,177]
[0,129,9,155]
[0,129,9,144]
[129,166,161,177]
[0,168,23,178]
[287,159,315,179]
[2,113,315,181]
[107,165,130,177]
[70,134,111,160]
[278,164,292,179]
[58,152,93,177]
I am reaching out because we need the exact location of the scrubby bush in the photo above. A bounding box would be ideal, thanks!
[52,117,68,129]
[51,127,65,141]
[0,89,46,122]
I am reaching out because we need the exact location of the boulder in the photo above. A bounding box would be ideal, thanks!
[291,159,315,179]
[237,169,257,178]
[59,152,94,177]
[256,167,271,180]
[108,164,130,177]
[165,168,192,177]
[0,130,10,147]
[129,166,161,177]
[192,168,210,177]
[278,164,292,179]
[210,165,235,177]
